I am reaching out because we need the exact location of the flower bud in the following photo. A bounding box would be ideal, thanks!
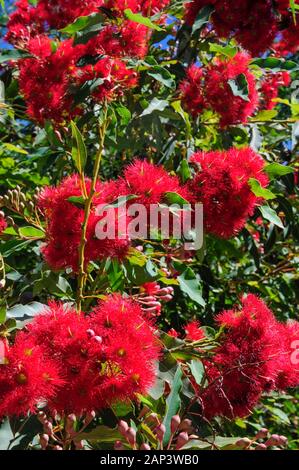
[265,434,281,447]
[92,335,103,344]
[53,445,63,451]
[118,420,129,436]
[114,440,125,451]
[179,419,193,433]
[175,432,189,450]
[278,435,288,446]
[140,443,151,450]
[255,443,267,450]
[86,329,95,337]
[126,428,136,446]
[39,434,49,450]
[43,421,53,436]
[66,414,76,434]
[255,428,268,439]
[155,424,166,442]
[236,438,251,449]
[74,440,84,450]
[170,415,181,434]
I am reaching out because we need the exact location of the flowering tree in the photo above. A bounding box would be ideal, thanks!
[0,0,298,451]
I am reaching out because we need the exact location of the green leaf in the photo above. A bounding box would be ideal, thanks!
[164,191,190,207]
[115,105,132,125]
[80,425,122,443]
[0,420,14,450]
[178,267,205,307]
[0,304,6,324]
[162,366,183,445]
[124,8,163,31]
[259,205,284,229]
[60,12,104,34]
[252,57,298,72]
[147,66,176,89]
[140,98,169,117]
[254,109,278,121]
[70,121,87,173]
[269,407,290,424]
[290,0,298,23]
[248,178,276,200]
[0,49,32,64]
[192,5,214,35]
[264,163,294,179]
[18,226,45,238]
[67,196,86,207]
[6,302,47,320]
[178,159,192,183]
[2,143,28,155]
[0,239,33,258]
[228,74,250,102]
[209,44,238,58]
[189,360,205,385]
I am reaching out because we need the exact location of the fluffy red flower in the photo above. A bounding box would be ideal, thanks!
[259,71,291,110]
[199,295,286,419]
[0,333,62,418]
[274,20,299,56]
[185,321,205,341]
[102,159,192,239]
[188,147,269,238]
[104,159,191,207]
[184,0,279,55]
[84,20,149,60]
[38,174,130,272]
[0,298,160,416]
[180,53,258,126]
[88,294,161,408]
[204,53,258,127]
[180,65,206,118]
[0,213,7,235]
[18,36,85,124]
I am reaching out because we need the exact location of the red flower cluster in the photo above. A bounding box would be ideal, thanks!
[17,34,138,125]
[180,53,258,127]
[188,147,269,238]
[6,0,172,124]
[104,159,191,208]
[0,295,160,417]
[6,0,171,45]
[38,174,130,272]
[184,0,299,55]
[102,158,192,239]
[0,212,7,235]
[168,320,205,342]
[259,71,291,110]
[274,21,299,56]
[199,295,299,419]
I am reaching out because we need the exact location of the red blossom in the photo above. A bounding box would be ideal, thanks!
[38,174,130,272]
[180,53,258,127]
[188,147,269,238]
[185,321,205,341]
[0,213,7,235]
[184,0,288,55]
[259,71,291,110]
[199,295,299,420]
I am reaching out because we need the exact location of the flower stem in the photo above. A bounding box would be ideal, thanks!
[76,108,108,312]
